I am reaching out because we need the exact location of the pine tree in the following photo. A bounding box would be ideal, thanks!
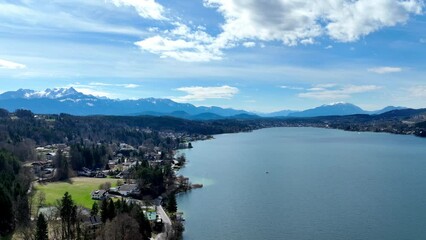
[100,199,108,223]
[91,202,99,216]
[36,213,48,240]
[166,194,177,214]
[107,199,116,220]
[0,185,14,236]
[60,192,75,239]
[55,150,69,181]
[133,207,152,240]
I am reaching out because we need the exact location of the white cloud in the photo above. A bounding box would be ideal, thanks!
[0,59,26,69]
[89,82,140,88]
[172,85,239,102]
[110,0,166,20]
[242,42,256,48]
[299,84,381,100]
[300,38,315,45]
[72,87,114,98]
[315,83,337,88]
[66,83,125,98]
[325,45,333,49]
[408,85,426,98]
[368,67,403,74]
[325,0,423,41]
[0,2,147,36]
[205,0,423,45]
[307,87,326,91]
[135,23,222,62]
[280,85,304,90]
[123,84,139,88]
[133,0,423,61]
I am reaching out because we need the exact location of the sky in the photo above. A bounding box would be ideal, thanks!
[0,0,425,112]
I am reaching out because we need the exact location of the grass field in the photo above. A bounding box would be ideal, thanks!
[34,177,119,209]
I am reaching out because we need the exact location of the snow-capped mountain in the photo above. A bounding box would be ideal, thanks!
[0,87,92,100]
[0,88,249,117]
[0,88,406,118]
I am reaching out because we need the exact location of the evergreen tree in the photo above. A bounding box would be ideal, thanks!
[121,199,129,213]
[0,185,14,236]
[15,109,34,119]
[166,194,177,214]
[0,108,9,118]
[35,213,48,240]
[55,150,69,181]
[100,199,108,223]
[107,199,116,221]
[59,192,75,239]
[0,150,28,236]
[91,202,99,216]
[132,207,152,240]
[115,199,122,214]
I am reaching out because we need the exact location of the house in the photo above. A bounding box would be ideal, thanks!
[45,152,56,161]
[81,215,102,238]
[78,167,96,177]
[153,215,163,232]
[91,190,108,200]
[95,172,106,178]
[117,184,140,196]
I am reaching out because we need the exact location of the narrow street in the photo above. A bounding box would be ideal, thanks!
[154,204,172,240]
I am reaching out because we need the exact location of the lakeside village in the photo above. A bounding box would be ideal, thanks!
[25,132,208,240]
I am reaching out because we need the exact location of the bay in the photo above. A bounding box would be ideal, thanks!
[177,127,426,240]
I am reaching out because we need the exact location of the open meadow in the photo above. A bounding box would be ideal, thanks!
[34,177,119,209]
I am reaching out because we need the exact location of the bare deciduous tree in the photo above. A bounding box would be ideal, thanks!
[96,213,140,240]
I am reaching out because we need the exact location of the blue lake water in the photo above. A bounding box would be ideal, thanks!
[177,127,426,240]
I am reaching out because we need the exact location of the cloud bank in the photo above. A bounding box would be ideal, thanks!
[127,0,424,61]
[368,67,403,74]
[172,85,239,102]
[298,84,381,100]
[0,59,26,69]
[110,0,167,20]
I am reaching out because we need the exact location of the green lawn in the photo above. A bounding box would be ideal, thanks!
[34,177,118,209]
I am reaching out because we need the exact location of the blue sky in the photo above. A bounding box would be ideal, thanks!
[0,0,425,112]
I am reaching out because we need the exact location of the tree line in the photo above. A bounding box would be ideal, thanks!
[30,192,152,240]
[0,149,31,237]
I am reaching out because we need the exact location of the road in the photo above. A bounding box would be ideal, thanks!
[154,204,172,240]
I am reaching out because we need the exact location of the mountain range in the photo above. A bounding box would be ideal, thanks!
[0,88,407,119]
[286,102,406,118]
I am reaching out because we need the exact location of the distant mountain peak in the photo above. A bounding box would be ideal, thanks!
[323,102,349,106]
[21,87,95,100]
[33,87,82,99]
[0,88,249,117]
[289,102,364,117]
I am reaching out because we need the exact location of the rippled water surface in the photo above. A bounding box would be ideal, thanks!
[177,128,426,240]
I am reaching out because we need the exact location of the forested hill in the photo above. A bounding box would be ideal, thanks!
[0,109,256,146]
[0,107,425,151]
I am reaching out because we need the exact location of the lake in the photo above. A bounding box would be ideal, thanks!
[177,127,426,240]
